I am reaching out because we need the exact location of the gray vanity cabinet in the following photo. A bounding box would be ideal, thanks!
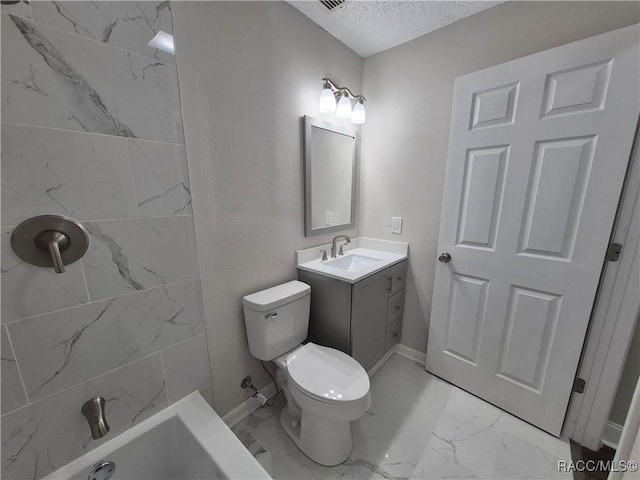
[298,259,407,371]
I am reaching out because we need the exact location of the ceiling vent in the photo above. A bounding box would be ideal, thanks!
[319,0,345,12]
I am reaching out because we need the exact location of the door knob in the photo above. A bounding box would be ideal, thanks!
[438,252,452,263]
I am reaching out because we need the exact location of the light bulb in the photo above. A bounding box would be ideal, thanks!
[319,87,336,113]
[336,93,352,119]
[351,100,366,124]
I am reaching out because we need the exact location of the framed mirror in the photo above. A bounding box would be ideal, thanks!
[303,116,358,237]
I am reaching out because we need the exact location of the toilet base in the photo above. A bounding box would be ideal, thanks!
[280,406,353,466]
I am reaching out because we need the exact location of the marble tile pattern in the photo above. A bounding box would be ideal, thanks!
[1,3,206,479]
[8,277,204,402]
[1,227,90,323]
[82,216,198,301]
[30,1,176,65]
[161,333,210,404]
[1,13,184,143]
[1,354,168,480]
[129,139,192,216]
[1,325,28,415]
[1,123,138,224]
[233,354,573,480]
[0,0,31,19]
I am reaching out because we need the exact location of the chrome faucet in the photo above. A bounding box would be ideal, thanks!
[82,397,110,440]
[330,235,351,258]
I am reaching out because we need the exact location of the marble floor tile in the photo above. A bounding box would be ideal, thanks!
[233,392,289,454]
[493,431,571,480]
[423,388,505,479]
[233,353,573,480]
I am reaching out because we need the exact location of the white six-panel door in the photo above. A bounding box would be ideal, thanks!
[427,25,639,435]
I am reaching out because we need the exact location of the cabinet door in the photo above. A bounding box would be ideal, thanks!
[298,269,352,354]
[351,269,389,371]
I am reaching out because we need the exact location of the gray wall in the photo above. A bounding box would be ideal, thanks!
[359,1,640,353]
[171,1,362,415]
[0,2,209,479]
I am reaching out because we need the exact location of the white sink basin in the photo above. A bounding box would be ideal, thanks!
[297,247,407,283]
[323,254,384,272]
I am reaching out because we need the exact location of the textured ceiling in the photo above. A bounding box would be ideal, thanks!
[287,1,503,57]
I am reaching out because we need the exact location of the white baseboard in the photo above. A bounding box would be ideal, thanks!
[367,348,396,376]
[602,421,623,449]
[393,343,427,367]
[221,382,277,428]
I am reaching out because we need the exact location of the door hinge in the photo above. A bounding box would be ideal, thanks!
[605,243,623,262]
[573,377,586,394]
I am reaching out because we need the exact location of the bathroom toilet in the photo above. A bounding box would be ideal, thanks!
[242,280,371,466]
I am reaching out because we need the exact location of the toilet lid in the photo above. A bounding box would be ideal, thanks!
[286,343,369,402]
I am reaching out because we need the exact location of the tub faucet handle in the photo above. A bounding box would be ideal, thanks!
[82,397,110,440]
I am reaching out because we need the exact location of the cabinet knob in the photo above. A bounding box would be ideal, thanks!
[438,252,452,263]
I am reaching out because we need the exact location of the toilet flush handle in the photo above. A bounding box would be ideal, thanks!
[265,312,278,320]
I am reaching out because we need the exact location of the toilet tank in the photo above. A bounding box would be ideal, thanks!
[242,281,311,361]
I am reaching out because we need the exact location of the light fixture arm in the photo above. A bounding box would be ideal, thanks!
[322,78,366,102]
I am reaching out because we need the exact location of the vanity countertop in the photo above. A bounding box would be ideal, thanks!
[296,238,408,284]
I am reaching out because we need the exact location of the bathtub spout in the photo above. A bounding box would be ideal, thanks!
[81,397,110,439]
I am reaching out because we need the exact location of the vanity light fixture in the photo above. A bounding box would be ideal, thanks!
[318,78,366,124]
[148,31,175,55]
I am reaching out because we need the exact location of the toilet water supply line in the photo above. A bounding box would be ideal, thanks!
[241,361,280,407]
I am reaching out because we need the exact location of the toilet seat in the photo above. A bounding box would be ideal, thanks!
[285,343,369,404]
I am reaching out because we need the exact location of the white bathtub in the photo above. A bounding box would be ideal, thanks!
[43,392,271,480]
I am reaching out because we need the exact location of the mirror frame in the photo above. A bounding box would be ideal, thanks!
[303,115,359,237]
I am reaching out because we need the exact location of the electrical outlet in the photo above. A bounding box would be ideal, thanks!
[325,211,333,226]
[391,217,403,234]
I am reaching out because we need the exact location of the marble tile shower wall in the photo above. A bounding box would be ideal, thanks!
[0,2,210,479]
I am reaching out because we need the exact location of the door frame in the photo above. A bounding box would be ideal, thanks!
[563,118,640,450]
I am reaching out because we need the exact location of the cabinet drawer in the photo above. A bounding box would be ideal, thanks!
[387,289,405,324]
[385,317,402,353]
[389,261,407,295]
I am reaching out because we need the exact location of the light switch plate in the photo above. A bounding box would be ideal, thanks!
[391,216,403,234]
[325,211,333,226]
